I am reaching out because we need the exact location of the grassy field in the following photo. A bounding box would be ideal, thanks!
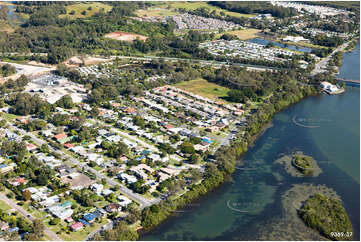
[1,112,18,121]
[165,2,256,18]
[136,8,176,17]
[48,218,108,241]
[59,2,113,20]
[278,40,328,50]
[138,2,256,18]
[174,78,231,103]
[217,28,261,40]
[0,199,12,211]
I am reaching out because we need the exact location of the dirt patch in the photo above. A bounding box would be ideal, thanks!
[104,31,148,42]
[60,173,94,189]
[63,56,111,67]
[83,57,111,66]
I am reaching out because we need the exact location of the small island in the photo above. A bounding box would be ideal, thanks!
[298,193,354,241]
[255,184,346,241]
[292,154,313,175]
[275,152,322,177]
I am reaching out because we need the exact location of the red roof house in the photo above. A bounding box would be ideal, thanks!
[54,133,67,140]
[64,143,74,149]
[70,222,83,231]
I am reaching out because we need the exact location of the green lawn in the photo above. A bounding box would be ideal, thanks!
[1,112,18,121]
[173,78,231,103]
[59,2,113,20]
[0,199,12,211]
[54,218,109,241]
[136,8,176,17]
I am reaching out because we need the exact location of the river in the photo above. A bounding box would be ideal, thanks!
[141,42,360,241]
[248,38,314,53]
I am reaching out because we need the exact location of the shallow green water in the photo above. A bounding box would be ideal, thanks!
[141,43,360,241]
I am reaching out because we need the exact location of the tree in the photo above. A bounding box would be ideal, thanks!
[32,219,45,238]
[22,190,31,201]
[189,153,200,164]
[227,89,246,103]
[56,95,74,109]
[40,144,50,154]
[179,141,195,154]
[49,218,60,225]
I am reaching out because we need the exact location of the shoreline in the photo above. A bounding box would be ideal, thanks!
[138,86,319,239]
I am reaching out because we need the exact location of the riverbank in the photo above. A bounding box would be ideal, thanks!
[139,84,319,238]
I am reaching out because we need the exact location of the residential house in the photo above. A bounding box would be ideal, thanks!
[0,222,9,231]
[48,204,73,220]
[106,203,122,213]
[83,213,96,223]
[26,143,37,152]
[7,177,27,186]
[53,133,67,142]
[89,183,103,193]
[117,173,137,184]
[70,222,83,232]
[0,163,14,173]
[117,195,132,207]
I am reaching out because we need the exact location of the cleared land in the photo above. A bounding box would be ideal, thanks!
[59,2,112,20]
[173,78,231,102]
[136,8,176,17]
[0,20,14,33]
[138,2,256,18]
[165,1,256,18]
[218,28,261,40]
[105,31,148,42]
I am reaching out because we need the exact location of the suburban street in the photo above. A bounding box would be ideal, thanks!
[0,193,62,241]
[10,125,159,210]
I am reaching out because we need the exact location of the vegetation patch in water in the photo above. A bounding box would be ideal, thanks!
[293,154,313,175]
[253,184,342,241]
[275,152,322,177]
[298,193,353,241]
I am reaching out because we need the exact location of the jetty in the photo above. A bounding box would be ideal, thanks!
[335,77,360,86]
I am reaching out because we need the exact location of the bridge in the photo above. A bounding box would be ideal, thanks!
[335,77,360,85]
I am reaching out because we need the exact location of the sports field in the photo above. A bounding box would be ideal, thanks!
[174,78,231,103]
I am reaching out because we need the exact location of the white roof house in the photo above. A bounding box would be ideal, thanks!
[117,195,133,207]
[90,183,103,193]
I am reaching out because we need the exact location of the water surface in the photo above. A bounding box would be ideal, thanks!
[248,38,314,53]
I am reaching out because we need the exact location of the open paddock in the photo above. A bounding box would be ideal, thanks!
[59,2,112,20]
[173,78,231,103]
[218,28,262,40]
